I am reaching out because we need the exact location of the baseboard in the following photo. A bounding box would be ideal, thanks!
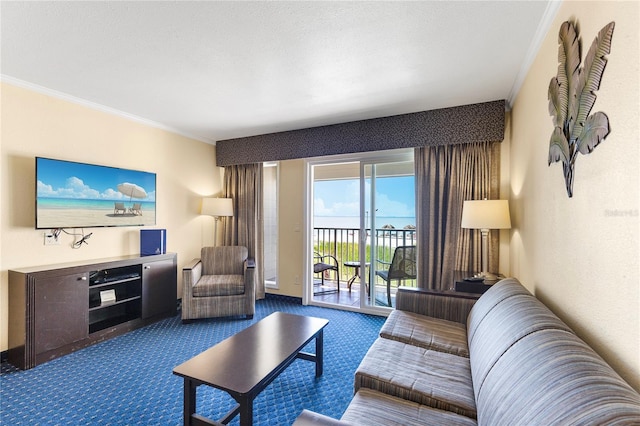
[1,350,7,363]
[265,293,302,305]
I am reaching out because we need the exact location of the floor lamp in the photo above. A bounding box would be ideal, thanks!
[201,198,233,246]
[461,199,511,280]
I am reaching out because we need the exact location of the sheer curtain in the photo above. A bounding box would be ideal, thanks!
[415,142,500,290]
[222,164,265,300]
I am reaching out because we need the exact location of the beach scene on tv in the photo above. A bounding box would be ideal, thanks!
[36,158,156,228]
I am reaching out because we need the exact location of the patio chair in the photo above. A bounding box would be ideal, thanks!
[114,202,126,215]
[129,203,142,215]
[313,252,340,294]
[375,245,416,306]
[182,246,255,322]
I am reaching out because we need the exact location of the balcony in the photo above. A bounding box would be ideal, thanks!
[312,226,417,307]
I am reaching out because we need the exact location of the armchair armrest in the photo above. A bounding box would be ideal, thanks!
[182,258,202,300]
[395,287,479,325]
[183,258,202,271]
[243,257,256,308]
[293,410,351,426]
[314,252,339,265]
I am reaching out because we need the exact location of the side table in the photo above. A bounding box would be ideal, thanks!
[453,270,502,294]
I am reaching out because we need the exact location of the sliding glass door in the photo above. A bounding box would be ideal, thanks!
[308,149,415,312]
[360,157,416,308]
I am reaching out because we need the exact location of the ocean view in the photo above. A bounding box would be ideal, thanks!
[38,197,156,211]
[314,216,415,229]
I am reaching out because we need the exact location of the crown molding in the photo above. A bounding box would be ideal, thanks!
[506,0,563,110]
[1,75,215,144]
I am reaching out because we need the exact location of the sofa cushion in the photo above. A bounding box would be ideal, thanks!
[476,329,640,425]
[354,338,476,418]
[466,278,532,343]
[293,410,352,426]
[380,310,469,357]
[468,293,573,399]
[341,388,477,426]
[192,275,245,297]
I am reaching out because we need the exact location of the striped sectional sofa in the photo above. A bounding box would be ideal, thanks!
[294,278,640,425]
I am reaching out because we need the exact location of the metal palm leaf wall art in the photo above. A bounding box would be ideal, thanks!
[548,20,615,197]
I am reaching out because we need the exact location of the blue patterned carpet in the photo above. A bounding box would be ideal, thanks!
[1,296,385,425]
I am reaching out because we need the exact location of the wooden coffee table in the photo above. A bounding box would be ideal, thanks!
[173,312,329,426]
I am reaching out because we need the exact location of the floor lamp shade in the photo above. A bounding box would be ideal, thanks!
[201,198,233,246]
[201,198,234,217]
[461,199,511,279]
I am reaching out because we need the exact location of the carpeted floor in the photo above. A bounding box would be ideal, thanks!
[0,295,385,425]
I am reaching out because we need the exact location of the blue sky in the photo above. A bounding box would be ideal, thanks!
[36,158,156,201]
[314,176,415,217]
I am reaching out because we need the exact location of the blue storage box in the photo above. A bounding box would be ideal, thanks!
[140,229,166,255]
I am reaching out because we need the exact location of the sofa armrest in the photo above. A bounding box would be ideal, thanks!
[292,410,351,426]
[395,287,479,324]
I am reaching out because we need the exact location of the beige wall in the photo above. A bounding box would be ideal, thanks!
[1,82,223,352]
[510,1,639,391]
[269,159,305,298]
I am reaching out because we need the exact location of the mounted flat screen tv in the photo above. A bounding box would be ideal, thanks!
[36,157,157,229]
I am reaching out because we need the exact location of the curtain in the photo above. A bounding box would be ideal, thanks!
[415,142,500,290]
[222,164,265,300]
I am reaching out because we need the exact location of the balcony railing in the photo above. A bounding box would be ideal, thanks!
[313,227,416,285]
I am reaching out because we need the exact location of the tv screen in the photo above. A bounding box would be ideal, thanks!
[36,157,157,229]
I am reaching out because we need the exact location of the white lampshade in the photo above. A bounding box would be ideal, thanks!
[201,198,233,217]
[461,199,511,230]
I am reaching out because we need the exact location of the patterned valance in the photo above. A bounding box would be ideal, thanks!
[216,100,505,166]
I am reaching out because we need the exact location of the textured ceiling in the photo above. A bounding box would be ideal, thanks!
[1,1,558,144]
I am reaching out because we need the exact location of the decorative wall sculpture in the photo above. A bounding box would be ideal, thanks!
[548,20,615,197]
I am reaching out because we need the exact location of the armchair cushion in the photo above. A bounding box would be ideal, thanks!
[192,274,245,297]
[314,262,337,274]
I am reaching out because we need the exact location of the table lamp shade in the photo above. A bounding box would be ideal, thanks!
[461,199,511,230]
[201,198,233,217]
[461,199,511,280]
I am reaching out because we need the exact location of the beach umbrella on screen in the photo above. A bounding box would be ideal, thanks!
[117,182,147,201]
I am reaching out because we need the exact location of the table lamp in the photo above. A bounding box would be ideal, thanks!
[201,197,233,246]
[461,199,511,280]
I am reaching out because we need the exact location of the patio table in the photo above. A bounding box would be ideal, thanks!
[343,261,370,294]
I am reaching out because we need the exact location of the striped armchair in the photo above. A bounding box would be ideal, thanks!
[182,246,255,322]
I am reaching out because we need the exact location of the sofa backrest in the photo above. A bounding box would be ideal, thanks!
[466,278,532,343]
[467,278,640,424]
[476,329,640,425]
[468,292,573,400]
[201,246,248,276]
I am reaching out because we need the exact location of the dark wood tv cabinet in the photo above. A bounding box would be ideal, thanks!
[8,253,177,370]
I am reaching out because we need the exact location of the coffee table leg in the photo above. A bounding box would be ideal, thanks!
[183,379,197,426]
[239,397,253,426]
[315,329,324,377]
